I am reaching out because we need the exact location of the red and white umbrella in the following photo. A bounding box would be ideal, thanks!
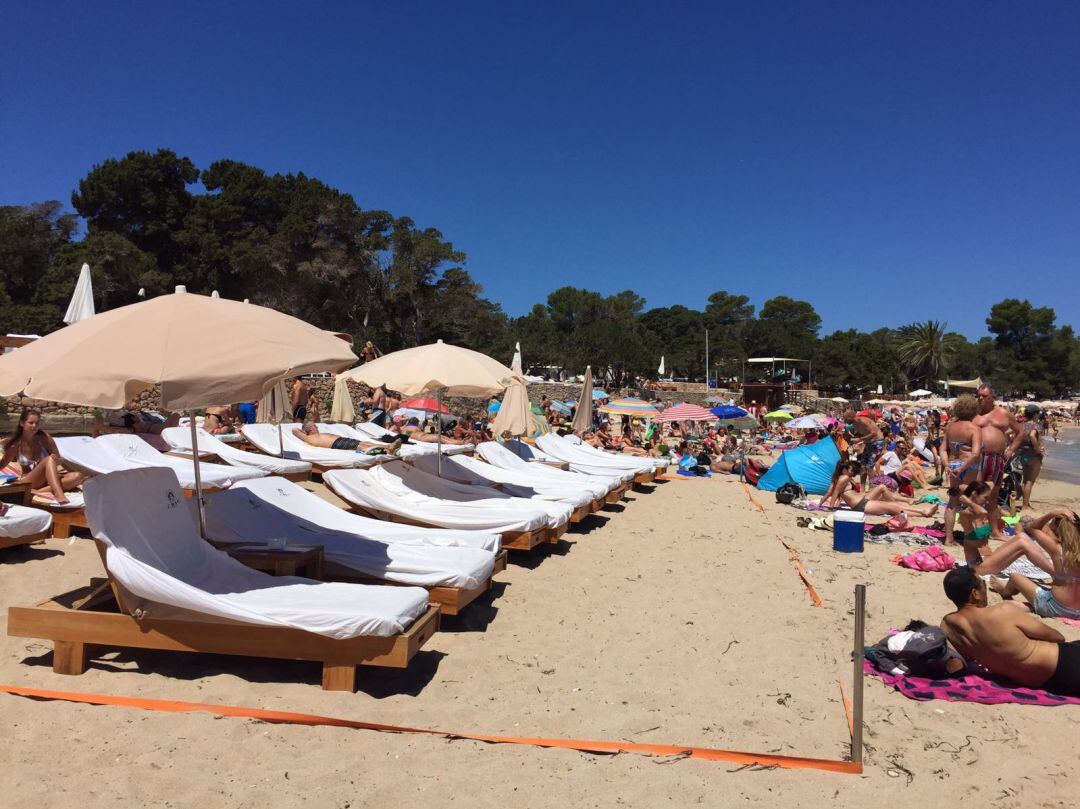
[400,397,451,414]
[654,403,717,422]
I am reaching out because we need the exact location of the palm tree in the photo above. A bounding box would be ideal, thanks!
[896,320,954,386]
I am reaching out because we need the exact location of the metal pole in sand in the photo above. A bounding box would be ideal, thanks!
[188,413,206,538]
[852,583,866,765]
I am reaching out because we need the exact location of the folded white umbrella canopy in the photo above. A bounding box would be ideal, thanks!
[63,263,96,325]
[0,287,356,533]
[570,365,593,435]
[476,441,612,498]
[86,468,429,639]
[161,426,312,477]
[257,379,290,423]
[233,476,501,552]
[330,375,356,423]
[201,486,496,589]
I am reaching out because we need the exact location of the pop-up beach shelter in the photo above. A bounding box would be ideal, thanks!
[756,437,841,495]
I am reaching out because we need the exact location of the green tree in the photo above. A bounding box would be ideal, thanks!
[896,320,956,386]
[746,296,821,363]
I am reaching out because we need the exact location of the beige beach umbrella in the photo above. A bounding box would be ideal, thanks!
[256,380,290,423]
[339,339,517,473]
[330,374,356,423]
[571,365,594,435]
[829,396,849,403]
[0,286,357,533]
[490,376,531,439]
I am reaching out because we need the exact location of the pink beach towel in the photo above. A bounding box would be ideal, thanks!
[891,546,957,572]
[864,660,1080,706]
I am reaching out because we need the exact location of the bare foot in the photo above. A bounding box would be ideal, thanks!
[987,577,1012,598]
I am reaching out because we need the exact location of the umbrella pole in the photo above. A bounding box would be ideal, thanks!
[277,421,284,459]
[437,389,443,477]
[188,413,206,538]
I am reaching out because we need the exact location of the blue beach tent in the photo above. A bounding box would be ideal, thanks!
[756,437,841,495]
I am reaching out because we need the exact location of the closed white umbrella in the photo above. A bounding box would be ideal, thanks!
[571,365,594,435]
[63,263,96,325]
[330,374,356,423]
[510,341,521,371]
[491,352,530,439]
[657,356,665,376]
[909,389,932,397]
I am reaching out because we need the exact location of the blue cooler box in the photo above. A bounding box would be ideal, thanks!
[833,510,865,553]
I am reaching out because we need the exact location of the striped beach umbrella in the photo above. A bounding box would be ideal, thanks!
[654,403,717,422]
[520,412,552,444]
[598,397,660,417]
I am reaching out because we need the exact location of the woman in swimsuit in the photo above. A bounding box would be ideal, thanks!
[1014,405,1044,510]
[985,511,1080,618]
[941,395,983,545]
[820,460,938,518]
[0,408,86,505]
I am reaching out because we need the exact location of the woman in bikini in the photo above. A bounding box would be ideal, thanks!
[1014,405,1044,510]
[0,408,86,505]
[941,395,983,545]
[820,460,938,518]
[990,510,1080,619]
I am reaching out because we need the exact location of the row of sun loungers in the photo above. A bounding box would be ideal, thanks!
[5,423,668,692]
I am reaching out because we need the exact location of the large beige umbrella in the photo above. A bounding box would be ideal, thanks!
[571,365,594,435]
[490,376,531,439]
[330,374,357,422]
[339,339,517,473]
[256,380,290,423]
[0,286,357,532]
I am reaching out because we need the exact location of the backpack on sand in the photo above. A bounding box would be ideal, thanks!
[775,482,807,505]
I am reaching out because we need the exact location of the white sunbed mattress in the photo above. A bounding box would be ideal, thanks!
[409,452,594,510]
[233,477,502,553]
[0,504,52,538]
[201,487,495,589]
[242,423,391,469]
[562,434,669,471]
[352,421,474,455]
[84,468,429,639]
[369,461,571,529]
[96,434,267,488]
[323,467,551,534]
[536,434,651,476]
[502,440,632,486]
[56,435,143,476]
[162,426,312,477]
[476,441,612,498]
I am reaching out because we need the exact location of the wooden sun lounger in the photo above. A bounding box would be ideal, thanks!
[344,503,550,553]
[7,563,440,692]
[48,507,89,539]
[322,550,507,616]
[0,529,50,551]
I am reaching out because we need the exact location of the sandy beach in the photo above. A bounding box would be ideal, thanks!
[2,470,1078,808]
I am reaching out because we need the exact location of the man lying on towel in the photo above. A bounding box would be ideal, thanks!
[292,424,401,455]
[941,567,1080,697]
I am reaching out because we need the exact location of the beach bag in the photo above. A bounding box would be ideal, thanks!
[867,622,963,677]
[742,459,765,486]
[893,546,956,572]
[775,482,806,505]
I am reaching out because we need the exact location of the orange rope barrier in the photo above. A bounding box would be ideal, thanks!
[0,684,861,774]
[743,484,823,607]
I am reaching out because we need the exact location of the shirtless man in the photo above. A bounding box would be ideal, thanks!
[290,378,311,421]
[940,567,1080,696]
[292,423,400,454]
[401,417,469,445]
[843,408,883,486]
[369,385,399,427]
[973,384,1021,539]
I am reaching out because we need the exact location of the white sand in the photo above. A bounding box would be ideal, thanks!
[1,473,1078,807]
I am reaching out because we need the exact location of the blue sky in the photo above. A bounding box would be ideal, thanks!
[3,2,1079,338]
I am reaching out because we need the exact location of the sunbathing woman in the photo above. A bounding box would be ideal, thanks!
[820,460,939,518]
[954,485,1058,579]
[990,510,1080,619]
[0,408,86,505]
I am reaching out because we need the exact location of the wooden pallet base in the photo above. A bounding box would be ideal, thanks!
[49,508,89,540]
[7,585,440,692]
[0,530,49,550]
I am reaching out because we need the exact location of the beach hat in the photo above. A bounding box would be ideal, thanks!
[898,469,914,480]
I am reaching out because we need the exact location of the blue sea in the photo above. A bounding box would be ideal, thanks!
[1042,426,1080,485]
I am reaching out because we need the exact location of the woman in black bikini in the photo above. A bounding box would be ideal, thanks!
[0,409,86,504]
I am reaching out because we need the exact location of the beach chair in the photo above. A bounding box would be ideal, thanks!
[202,484,504,615]
[561,434,670,476]
[323,463,555,552]
[536,433,657,484]
[241,423,396,473]
[476,441,614,501]
[7,468,439,691]
[409,452,597,521]
[499,440,631,504]
[0,504,52,550]
[162,426,312,481]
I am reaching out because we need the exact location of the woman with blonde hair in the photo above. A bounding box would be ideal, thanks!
[991,510,1080,619]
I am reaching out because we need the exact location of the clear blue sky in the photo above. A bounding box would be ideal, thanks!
[3,1,1079,338]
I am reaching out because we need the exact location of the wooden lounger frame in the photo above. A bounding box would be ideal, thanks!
[49,507,89,539]
[0,529,50,550]
[7,558,440,692]
[321,550,507,616]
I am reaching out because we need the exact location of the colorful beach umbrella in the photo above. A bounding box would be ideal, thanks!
[785,416,823,429]
[763,410,792,421]
[517,412,552,445]
[592,389,609,400]
[710,405,748,419]
[400,397,451,413]
[654,402,717,422]
[717,416,759,430]
[598,397,660,417]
